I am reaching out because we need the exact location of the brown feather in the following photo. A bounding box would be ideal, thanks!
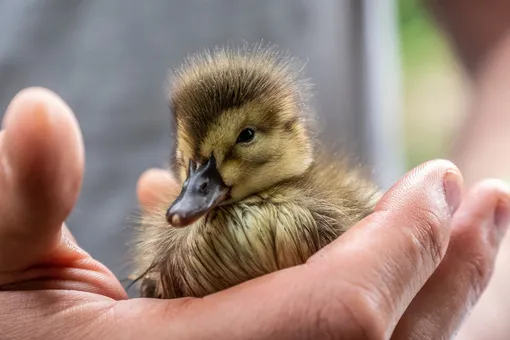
[132,44,380,299]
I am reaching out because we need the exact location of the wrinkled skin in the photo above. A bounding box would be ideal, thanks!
[0,87,509,339]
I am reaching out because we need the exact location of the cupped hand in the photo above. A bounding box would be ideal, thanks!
[1,88,509,340]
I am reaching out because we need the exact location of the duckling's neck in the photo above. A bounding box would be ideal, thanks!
[218,159,316,208]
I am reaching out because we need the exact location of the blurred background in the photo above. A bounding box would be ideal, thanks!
[399,0,468,169]
[0,1,472,292]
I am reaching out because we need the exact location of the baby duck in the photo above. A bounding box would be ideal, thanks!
[133,45,380,299]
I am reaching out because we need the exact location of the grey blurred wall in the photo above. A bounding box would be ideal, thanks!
[0,1,374,287]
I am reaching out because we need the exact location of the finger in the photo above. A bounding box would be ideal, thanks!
[392,179,510,339]
[0,88,126,299]
[116,160,462,339]
[0,87,84,271]
[62,223,78,245]
[136,168,179,212]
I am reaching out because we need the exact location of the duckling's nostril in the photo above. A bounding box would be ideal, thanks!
[199,181,208,194]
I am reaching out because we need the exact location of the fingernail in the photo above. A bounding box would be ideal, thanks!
[495,199,510,232]
[443,170,462,215]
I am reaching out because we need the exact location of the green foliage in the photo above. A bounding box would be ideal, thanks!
[398,0,447,70]
[398,0,455,169]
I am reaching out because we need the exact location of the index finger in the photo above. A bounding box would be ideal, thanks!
[136,168,180,212]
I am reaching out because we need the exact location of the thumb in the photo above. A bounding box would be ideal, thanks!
[0,87,84,271]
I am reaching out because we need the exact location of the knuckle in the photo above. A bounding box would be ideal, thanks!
[410,206,447,267]
[312,284,388,340]
[455,228,496,296]
[464,253,493,296]
[453,214,499,297]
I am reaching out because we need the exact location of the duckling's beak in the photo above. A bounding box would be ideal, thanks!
[166,154,229,227]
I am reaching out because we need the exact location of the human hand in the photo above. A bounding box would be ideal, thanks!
[1,88,509,339]
[425,3,510,339]
[426,0,510,75]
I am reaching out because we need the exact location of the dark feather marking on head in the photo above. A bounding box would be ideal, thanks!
[168,44,313,160]
[283,116,299,133]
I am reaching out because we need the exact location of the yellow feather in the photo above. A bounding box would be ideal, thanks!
[131,44,380,298]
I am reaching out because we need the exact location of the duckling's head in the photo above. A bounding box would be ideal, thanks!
[166,46,315,227]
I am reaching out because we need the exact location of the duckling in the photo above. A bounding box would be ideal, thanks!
[132,45,380,299]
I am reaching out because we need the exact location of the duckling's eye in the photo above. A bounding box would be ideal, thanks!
[236,128,255,144]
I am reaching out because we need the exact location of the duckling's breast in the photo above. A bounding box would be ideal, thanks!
[154,198,322,298]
